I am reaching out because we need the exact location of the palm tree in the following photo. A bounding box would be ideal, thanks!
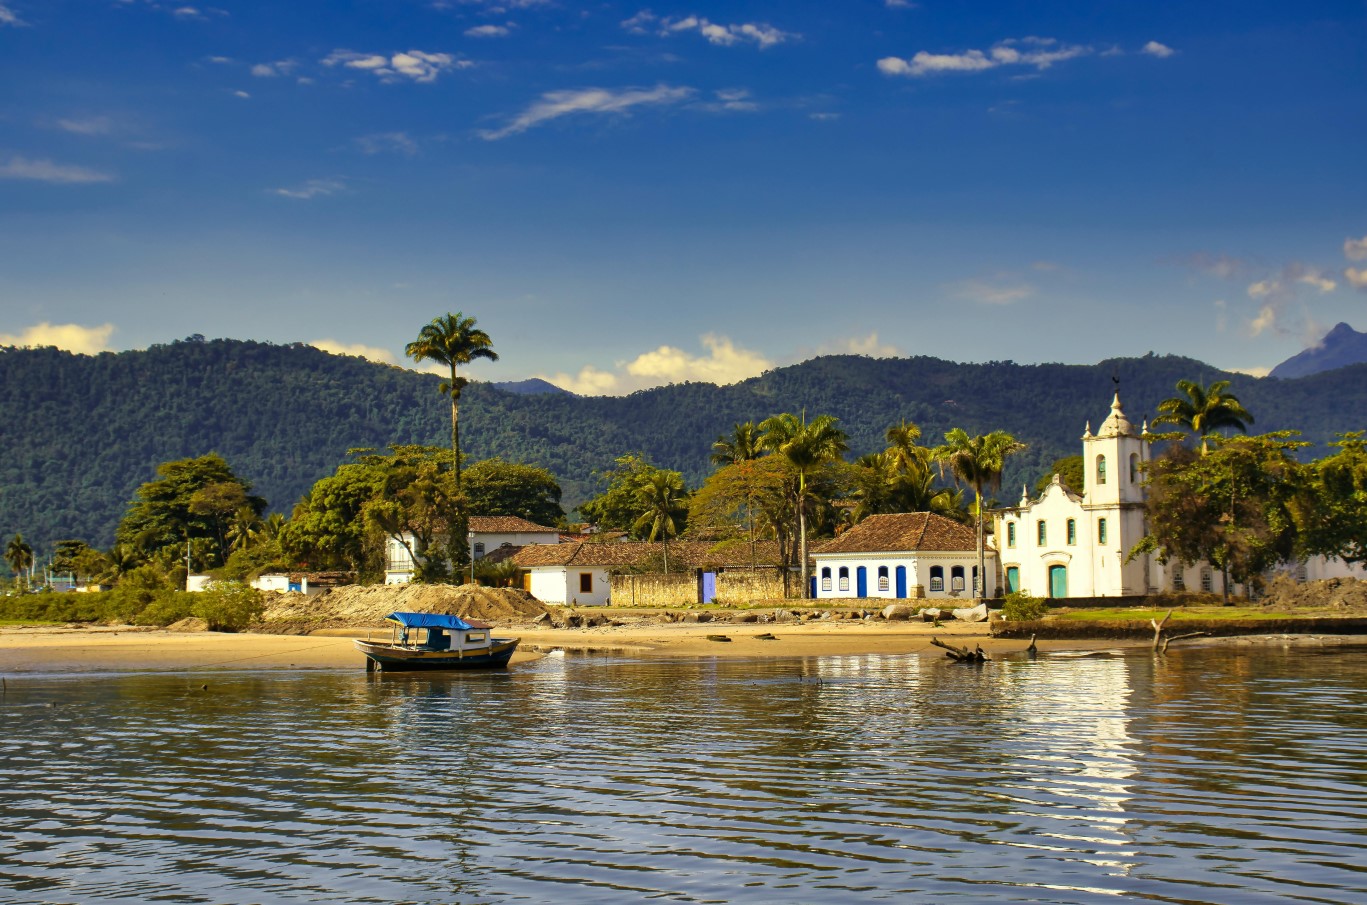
[935,429,1027,599]
[710,422,763,468]
[758,412,849,598]
[6,533,34,590]
[1153,379,1255,454]
[405,312,498,488]
[633,470,688,573]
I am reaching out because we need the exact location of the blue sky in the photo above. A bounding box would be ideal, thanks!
[2,0,1365,393]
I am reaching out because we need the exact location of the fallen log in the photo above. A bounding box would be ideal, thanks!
[930,636,990,662]
[1152,610,1208,652]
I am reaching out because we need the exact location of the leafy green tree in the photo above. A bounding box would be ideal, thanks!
[579,454,683,537]
[936,429,1027,599]
[5,533,34,588]
[282,461,390,574]
[115,454,265,573]
[1153,379,1255,454]
[191,581,265,631]
[851,421,964,524]
[463,458,565,526]
[357,446,463,583]
[1293,432,1367,565]
[1035,455,1084,496]
[710,422,763,468]
[689,456,794,569]
[405,312,498,490]
[1131,433,1308,602]
[633,470,689,572]
[50,539,111,583]
[758,412,849,598]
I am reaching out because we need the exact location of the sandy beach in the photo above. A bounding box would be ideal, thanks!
[0,620,1116,674]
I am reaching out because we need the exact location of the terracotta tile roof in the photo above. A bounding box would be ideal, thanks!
[814,512,976,555]
[512,540,785,569]
[469,516,558,534]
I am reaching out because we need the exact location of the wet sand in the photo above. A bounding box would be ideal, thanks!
[0,620,1117,674]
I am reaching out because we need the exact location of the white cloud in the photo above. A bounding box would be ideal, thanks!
[815,332,901,358]
[0,155,113,183]
[1298,270,1337,293]
[354,132,418,155]
[480,84,694,140]
[309,339,399,365]
[272,178,345,199]
[0,322,115,354]
[465,24,510,37]
[233,90,250,98]
[1345,235,1367,261]
[539,334,772,396]
[322,49,471,83]
[951,278,1033,305]
[885,0,916,7]
[1247,263,1337,301]
[1141,40,1175,58]
[880,37,1091,77]
[1228,365,1271,378]
[623,11,795,48]
[1,4,26,27]
[809,112,840,121]
[173,6,204,19]
[1185,252,1249,280]
[1249,304,1277,336]
[251,59,298,77]
[697,88,757,113]
[56,116,113,135]
[1345,267,1367,290]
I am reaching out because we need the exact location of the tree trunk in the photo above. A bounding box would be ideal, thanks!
[799,471,809,599]
[450,365,461,490]
[975,483,985,600]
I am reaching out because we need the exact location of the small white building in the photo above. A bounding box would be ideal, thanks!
[511,542,637,605]
[810,512,996,601]
[384,515,561,585]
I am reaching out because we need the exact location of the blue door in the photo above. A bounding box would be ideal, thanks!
[895,566,907,598]
[1048,565,1067,599]
[701,571,717,604]
[809,576,817,598]
[1006,567,1019,594]
[856,566,867,597]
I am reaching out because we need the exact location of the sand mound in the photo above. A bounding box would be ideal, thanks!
[257,584,550,634]
[1259,575,1367,611]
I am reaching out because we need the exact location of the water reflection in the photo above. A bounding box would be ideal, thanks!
[1,647,1365,903]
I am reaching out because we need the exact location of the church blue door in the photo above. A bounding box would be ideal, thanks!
[895,566,907,598]
[856,567,867,597]
[1048,565,1068,598]
[1006,567,1019,594]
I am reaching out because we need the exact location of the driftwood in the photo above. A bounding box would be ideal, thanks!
[1025,633,1038,658]
[931,636,990,663]
[1151,610,1210,653]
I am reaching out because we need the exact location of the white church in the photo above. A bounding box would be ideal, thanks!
[994,392,1365,600]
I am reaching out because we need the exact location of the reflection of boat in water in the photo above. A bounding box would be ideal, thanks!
[355,612,519,672]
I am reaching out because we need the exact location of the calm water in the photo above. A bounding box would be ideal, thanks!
[2,646,1366,904]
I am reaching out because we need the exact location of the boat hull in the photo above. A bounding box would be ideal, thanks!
[355,638,519,672]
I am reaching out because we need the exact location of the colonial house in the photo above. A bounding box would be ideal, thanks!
[384,515,561,585]
[810,511,996,601]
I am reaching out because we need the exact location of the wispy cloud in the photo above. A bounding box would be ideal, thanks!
[1345,268,1367,291]
[251,59,298,77]
[815,332,901,358]
[322,49,471,83]
[172,6,205,19]
[1184,251,1251,280]
[465,24,510,38]
[696,88,758,113]
[1141,40,1176,58]
[1345,234,1367,262]
[0,3,24,26]
[56,116,114,136]
[233,90,251,99]
[354,132,418,155]
[539,334,771,396]
[622,11,795,49]
[310,339,399,365]
[0,322,115,354]
[879,36,1091,78]
[272,178,346,200]
[480,84,694,140]
[0,155,114,184]
[950,278,1033,305]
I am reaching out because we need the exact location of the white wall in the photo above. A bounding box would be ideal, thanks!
[472,531,559,558]
[527,566,612,606]
[811,552,996,600]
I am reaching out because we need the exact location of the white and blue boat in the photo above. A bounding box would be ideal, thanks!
[355,611,520,672]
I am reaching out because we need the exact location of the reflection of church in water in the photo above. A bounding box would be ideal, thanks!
[995,392,1365,599]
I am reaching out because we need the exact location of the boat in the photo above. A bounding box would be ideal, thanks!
[355,611,520,672]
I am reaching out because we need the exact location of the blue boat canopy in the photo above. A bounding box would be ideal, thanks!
[385,612,474,631]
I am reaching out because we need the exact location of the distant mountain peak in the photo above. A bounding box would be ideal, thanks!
[1269,322,1367,379]
[491,377,573,396]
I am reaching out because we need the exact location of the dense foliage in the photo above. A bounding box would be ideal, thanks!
[4,337,1367,561]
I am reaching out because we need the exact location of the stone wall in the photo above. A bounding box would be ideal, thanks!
[715,569,788,604]
[613,568,794,607]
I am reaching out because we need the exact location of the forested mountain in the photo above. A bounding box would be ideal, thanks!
[3,336,1365,556]
[1269,322,1367,378]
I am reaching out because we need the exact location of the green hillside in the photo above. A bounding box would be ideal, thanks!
[2,337,1363,557]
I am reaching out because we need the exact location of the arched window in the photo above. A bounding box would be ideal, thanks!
[951,565,966,591]
[473,542,486,557]
[821,567,832,592]
[1129,453,1140,484]
[877,566,890,592]
[1201,569,1212,592]
[930,566,944,592]
[1173,569,1185,590]
[1037,520,1047,545]
[838,566,850,592]
[1098,518,1108,545]
[1096,454,1108,485]
[1007,522,1016,548]
[1066,519,1077,545]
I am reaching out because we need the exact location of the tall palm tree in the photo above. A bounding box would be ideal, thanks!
[710,422,763,468]
[6,533,34,590]
[405,312,498,488]
[935,429,1027,599]
[1153,379,1255,454]
[758,412,849,598]
[633,470,688,573]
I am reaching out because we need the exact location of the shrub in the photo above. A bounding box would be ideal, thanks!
[1001,591,1049,622]
[132,592,197,626]
[190,581,264,631]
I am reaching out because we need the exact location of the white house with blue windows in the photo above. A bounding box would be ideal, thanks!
[810,511,996,601]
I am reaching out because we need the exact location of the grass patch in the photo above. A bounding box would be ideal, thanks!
[1054,607,1296,622]
[0,618,65,627]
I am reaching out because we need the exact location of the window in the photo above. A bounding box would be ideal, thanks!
[1201,569,1212,592]
[930,566,944,592]
[1098,518,1108,545]
[972,566,979,594]
[838,566,850,592]
[877,566,890,592]
[1007,522,1016,548]
[579,573,593,594]
[951,566,966,591]
[473,542,485,557]
[1173,569,1185,590]
[821,567,832,592]
[1067,519,1077,545]
[1129,453,1140,484]
[1037,520,1047,545]
[1097,455,1108,485]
